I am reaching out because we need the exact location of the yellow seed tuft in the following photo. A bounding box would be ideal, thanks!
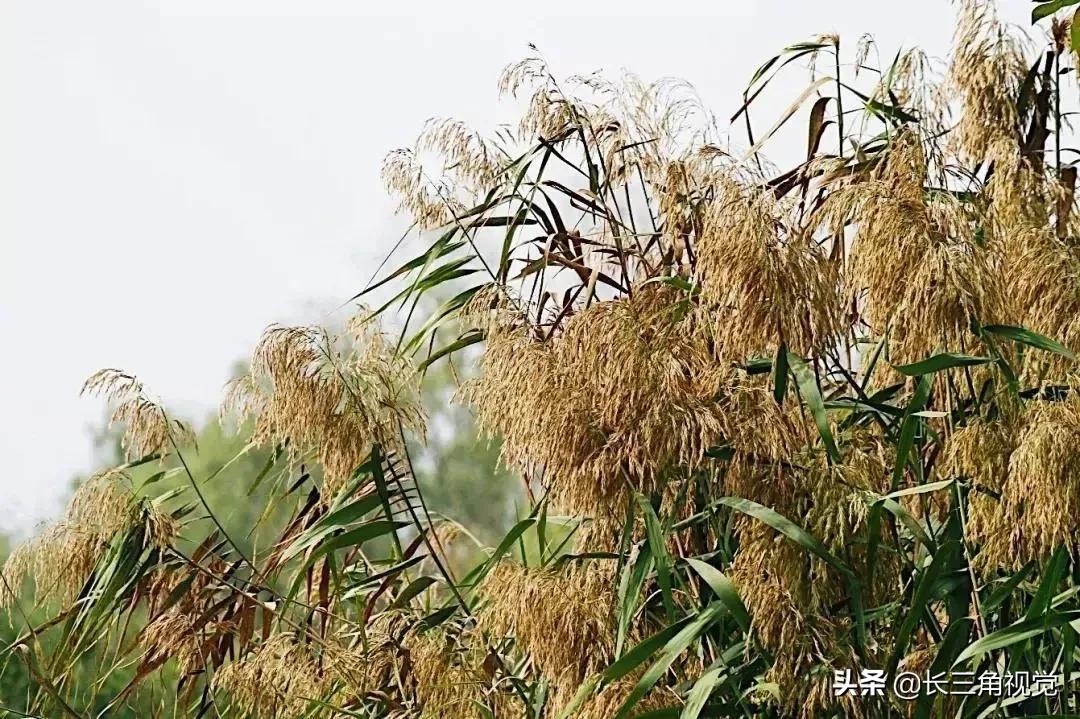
[82,369,194,460]
[223,316,424,501]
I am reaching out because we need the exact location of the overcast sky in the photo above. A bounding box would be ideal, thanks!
[2,0,1033,534]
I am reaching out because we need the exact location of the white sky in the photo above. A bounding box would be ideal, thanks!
[2,0,1033,534]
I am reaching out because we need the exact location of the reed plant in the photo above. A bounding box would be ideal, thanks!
[5,2,1080,716]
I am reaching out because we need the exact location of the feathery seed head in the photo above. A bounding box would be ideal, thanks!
[212,633,330,718]
[696,176,843,358]
[82,369,193,460]
[225,317,424,501]
[1,470,139,607]
[464,286,725,521]
[817,134,1007,368]
[477,560,616,683]
[948,0,1028,163]
[987,398,1080,568]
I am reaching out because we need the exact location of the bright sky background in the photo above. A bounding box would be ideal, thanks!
[2,0,1034,534]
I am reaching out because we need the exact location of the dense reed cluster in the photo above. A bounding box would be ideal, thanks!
[5,2,1080,717]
